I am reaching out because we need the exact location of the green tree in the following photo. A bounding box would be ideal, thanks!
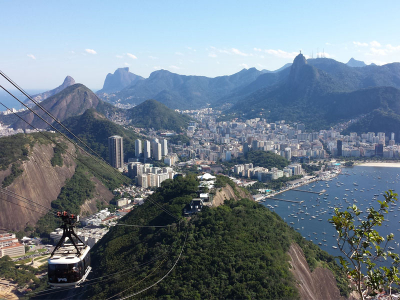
[329,190,400,299]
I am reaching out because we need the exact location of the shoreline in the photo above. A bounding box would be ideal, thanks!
[356,162,400,168]
[258,170,340,201]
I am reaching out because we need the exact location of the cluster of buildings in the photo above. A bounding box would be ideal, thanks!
[334,132,398,158]
[0,233,25,258]
[169,109,400,164]
[233,163,303,182]
[108,135,177,170]
[128,162,175,188]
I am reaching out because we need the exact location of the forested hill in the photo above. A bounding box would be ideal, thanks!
[58,109,142,160]
[9,84,119,130]
[127,99,192,132]
[70,175,349,299]
[229,54,400,130]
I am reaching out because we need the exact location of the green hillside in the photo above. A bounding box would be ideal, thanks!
[10,84,120,130]
[343,109,400,138]
[224,150,290,169]
[58,175,349,300]
[127,99,191,132]
[59,109,142,160]
[230,54,400,131]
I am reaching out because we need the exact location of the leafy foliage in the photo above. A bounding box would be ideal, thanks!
[127,99,192,132]
[329,190,399,299]
[50,142,67,167]
[302,163,321,175]
[0,256,42,288]
[224,150,290,170]
[2,163,24,188]
[82,175,348,299]
[58,109,142,161]
[0,133,31,170]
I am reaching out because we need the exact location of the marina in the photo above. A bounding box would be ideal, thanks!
[261,165,400,259]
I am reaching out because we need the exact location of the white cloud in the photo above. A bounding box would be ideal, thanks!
[239,63,249,69]
[208,53,217,58]
[232,48,248,56]
[27,54,36,60]
[325,42,332,46]
[210,46,231,55]
[386,44,400,51]
[153,66,161,70]
[265,49,298,59]
[127,53,137,59]
[370,41,381,47]
[148,56,158,60]
[169,65,180,70]
[370,48,387,56]
[175,52,184,56]
[70,51,75,54]
[85,49,97,54]
[254,48,262,52]
[124,62,130,66]
[353,41,368,47]
[116,55,123,58]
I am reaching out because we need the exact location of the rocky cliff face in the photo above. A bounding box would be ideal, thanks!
[0,140,114,231]
[288,243,346,300]
[0,142,76,231]
[212,184,251,206]
[23,76,75,107]
[97,67,144,94]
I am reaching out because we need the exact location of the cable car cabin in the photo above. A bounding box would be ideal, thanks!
[48,244,91,287]
[48,211,91,288]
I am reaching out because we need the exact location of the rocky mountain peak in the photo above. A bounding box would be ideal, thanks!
[289,53,309,84]
[62,76,75,86]
[346,58,367,68]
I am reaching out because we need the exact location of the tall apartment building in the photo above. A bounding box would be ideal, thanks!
[154,142,162,161]
[337,140,343,157]
[144,140,151,159]
[161,139,168,156]
[135,139,142,157]
[108,135,124,168]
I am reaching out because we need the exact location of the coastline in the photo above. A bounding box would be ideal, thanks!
[357,162,400,168]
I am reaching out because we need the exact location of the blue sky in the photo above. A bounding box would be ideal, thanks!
[1,0,400,90]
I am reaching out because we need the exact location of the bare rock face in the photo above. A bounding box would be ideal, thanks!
[212,184,251,206]
[24,76,76,107]
[0,142,76,231]
[288,243,346,300]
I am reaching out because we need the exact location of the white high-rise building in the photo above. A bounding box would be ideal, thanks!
[161,139,168,156]
[135,139,142,157]
[108,135,124,168]
[154,142,162,161]
[144,140,151,159]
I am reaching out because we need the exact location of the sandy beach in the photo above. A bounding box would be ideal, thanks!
[357,162,400,168]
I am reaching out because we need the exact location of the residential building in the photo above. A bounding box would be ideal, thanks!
[108,135,124,168]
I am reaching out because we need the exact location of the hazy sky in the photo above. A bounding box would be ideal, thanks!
[1,0,400,90]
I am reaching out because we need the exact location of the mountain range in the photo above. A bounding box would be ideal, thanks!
[96,67,144,94]
[23,76,75,108]
[10,84,118,130]
[97,67,265,109]
[228,54,400,136]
